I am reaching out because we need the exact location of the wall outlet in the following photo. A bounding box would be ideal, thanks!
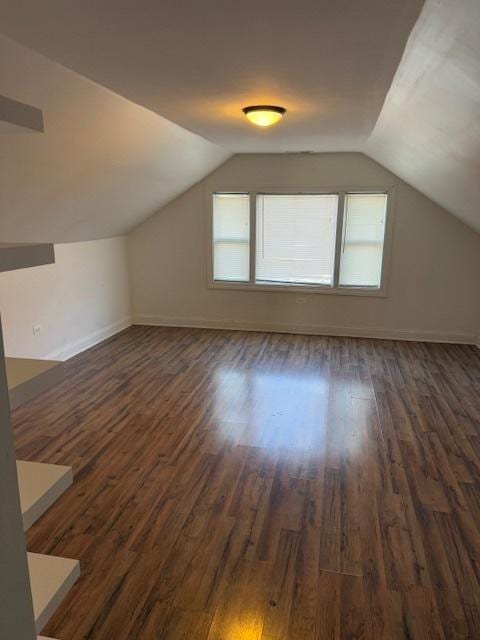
[32,325,41,337]
[296,296,306,304]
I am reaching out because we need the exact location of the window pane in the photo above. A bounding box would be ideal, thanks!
[213,193,250,281]
[339,193,387,288]
[255,194,338,286]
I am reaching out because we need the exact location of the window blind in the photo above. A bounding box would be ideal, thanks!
[255,194,338,286]
[339,193,387,288]
[213,193,250,281]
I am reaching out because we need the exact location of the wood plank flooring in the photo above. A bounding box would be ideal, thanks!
[12,326,480,639]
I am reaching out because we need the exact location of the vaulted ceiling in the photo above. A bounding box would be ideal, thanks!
[0,0,424,152]
[0,35,230,242]
[366,0,480,233]
[1,0,479,240]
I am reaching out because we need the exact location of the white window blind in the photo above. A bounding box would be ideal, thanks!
[213,193,250,281]
[255,194,338,286]
[339,193,387,288]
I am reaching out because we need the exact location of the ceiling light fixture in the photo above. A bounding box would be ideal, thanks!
[242,105,286,127]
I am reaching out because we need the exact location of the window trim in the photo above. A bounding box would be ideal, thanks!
[206,185,396,298]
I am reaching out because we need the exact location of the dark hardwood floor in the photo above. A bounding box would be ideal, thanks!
[13,326,480,639]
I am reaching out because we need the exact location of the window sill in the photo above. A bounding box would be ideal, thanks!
[208,281,388,298]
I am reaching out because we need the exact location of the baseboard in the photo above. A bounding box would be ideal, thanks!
[133,314,477,345]
[46,316,133,361]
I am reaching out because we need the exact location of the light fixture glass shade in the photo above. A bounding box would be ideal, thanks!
[242,105,286,127]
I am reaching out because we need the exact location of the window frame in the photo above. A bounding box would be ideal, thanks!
[212,192,251,283]
[206,185,395,298]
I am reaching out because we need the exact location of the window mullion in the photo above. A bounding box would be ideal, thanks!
[249,192,257,283]
[333,191,345,289]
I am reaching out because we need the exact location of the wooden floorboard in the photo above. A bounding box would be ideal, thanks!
[12,326,480,639]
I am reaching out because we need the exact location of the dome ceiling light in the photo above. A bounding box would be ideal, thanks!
[242,105,286,127]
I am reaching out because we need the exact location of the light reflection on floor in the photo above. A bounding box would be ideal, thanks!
[223,615,264,640]
[211,363,364,465]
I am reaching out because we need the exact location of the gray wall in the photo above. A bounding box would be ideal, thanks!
[0,323,36,640]
[129,153,480,343]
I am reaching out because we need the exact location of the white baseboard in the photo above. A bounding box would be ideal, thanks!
[133,314,477,345]
[46,316,133,361]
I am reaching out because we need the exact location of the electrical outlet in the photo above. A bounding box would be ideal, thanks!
[296,296,306,304]
[32,325,41,337]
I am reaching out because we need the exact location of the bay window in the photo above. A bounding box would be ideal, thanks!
[210,189,391,295]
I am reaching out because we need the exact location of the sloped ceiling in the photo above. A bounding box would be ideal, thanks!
[1,0,479,239]
[366,0,480,233]
[0,0,423,153]
[0,35,230,242]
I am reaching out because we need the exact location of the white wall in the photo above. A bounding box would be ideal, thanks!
[0,237,132,360]
[129,153,480,343]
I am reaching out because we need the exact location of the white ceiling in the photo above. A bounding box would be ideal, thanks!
[0,36,230,242]
[366,0,480,233]
[1,0,480,239]
[0,0,424,152]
